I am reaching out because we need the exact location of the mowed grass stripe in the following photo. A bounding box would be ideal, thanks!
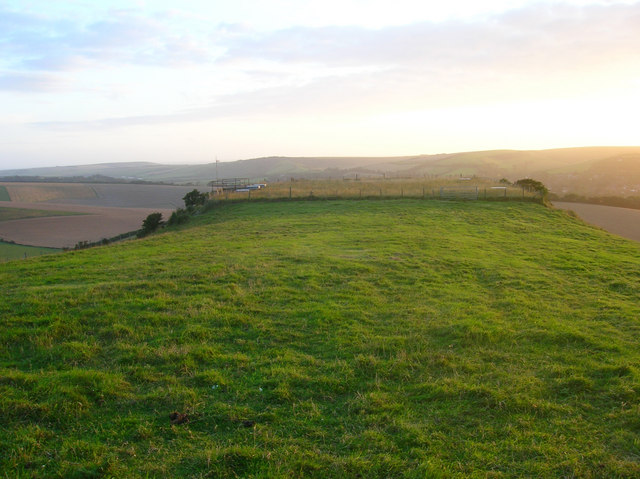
[1,200,639,478]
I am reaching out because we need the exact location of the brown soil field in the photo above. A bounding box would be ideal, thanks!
[553,202,640,243]
[0,182,196,208]
[0,202,174,248]
[1,183,97,202]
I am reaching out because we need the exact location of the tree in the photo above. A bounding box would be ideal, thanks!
[514,178,548,197]
[183,189,208,210]
[141,212,163,235]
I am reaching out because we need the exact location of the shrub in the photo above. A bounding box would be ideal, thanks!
[167,208,190,226]
[140,212,163,235]
[514,178,548,200]
[183,189,208,211]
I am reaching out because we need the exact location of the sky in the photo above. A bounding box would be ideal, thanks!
[1,0,639,169]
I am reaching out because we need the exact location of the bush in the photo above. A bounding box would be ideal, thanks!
[167,208,190,226]
[183,189,208,211]
[514,178,548,197]
[141,212,163,235]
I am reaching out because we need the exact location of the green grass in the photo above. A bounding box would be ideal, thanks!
[1,199,639,478]
[0,241,61,262]
[0,207,85,222]
[0,186,10,201]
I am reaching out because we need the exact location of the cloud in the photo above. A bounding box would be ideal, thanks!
[0,6,219,73]
[0,72,66,92]
[16,2,640,127]
[220,3,640,72]
[5,2,639,79]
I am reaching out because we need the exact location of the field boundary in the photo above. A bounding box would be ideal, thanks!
[205,178,544,203]
[198,193,546,212]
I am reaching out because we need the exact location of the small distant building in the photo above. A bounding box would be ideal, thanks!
[208,178,250,192]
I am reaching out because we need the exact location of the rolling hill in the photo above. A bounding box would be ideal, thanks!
[1,199,639,477]
[2,146,640,196]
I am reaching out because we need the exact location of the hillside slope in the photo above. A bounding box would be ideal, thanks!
[1,200,639,478]
[3,146,640,196]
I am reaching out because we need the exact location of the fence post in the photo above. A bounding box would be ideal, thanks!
[248,190,251,200]
[360,189,362,198]
[380,188,382,197]
[401,188,404,198]
[289,186,292,199]
[504,188,506,198]
[422,187,425,199]
[522,186,525,198]
[484,188,487,199]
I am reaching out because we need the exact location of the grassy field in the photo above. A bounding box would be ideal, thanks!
[1,199,639,478]
[0,186,9,201]
[0,207,85,222]
[0,241,60,262]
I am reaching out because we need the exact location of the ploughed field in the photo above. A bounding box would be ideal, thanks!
[553,201,640,243]
[0,183,195,248]
[1,200,639,478]
[0,202,175,249]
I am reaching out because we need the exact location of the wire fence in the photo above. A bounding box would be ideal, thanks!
[208,178,543,203]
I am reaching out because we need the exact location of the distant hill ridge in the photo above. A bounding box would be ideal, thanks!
[2,146,640,196]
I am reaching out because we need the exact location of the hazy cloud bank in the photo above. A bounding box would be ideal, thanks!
[3,1,640,146]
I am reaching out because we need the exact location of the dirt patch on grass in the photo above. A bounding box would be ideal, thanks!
[0,202,174,248]
[553,202,640,243]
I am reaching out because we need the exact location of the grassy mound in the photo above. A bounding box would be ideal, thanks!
[1,200,639,478]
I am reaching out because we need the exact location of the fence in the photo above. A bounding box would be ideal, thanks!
[439,186,478,200]
[208,179,542,203]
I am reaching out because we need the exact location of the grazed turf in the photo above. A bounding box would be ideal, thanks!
[1,200,639,478]
[0,241,61,262]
